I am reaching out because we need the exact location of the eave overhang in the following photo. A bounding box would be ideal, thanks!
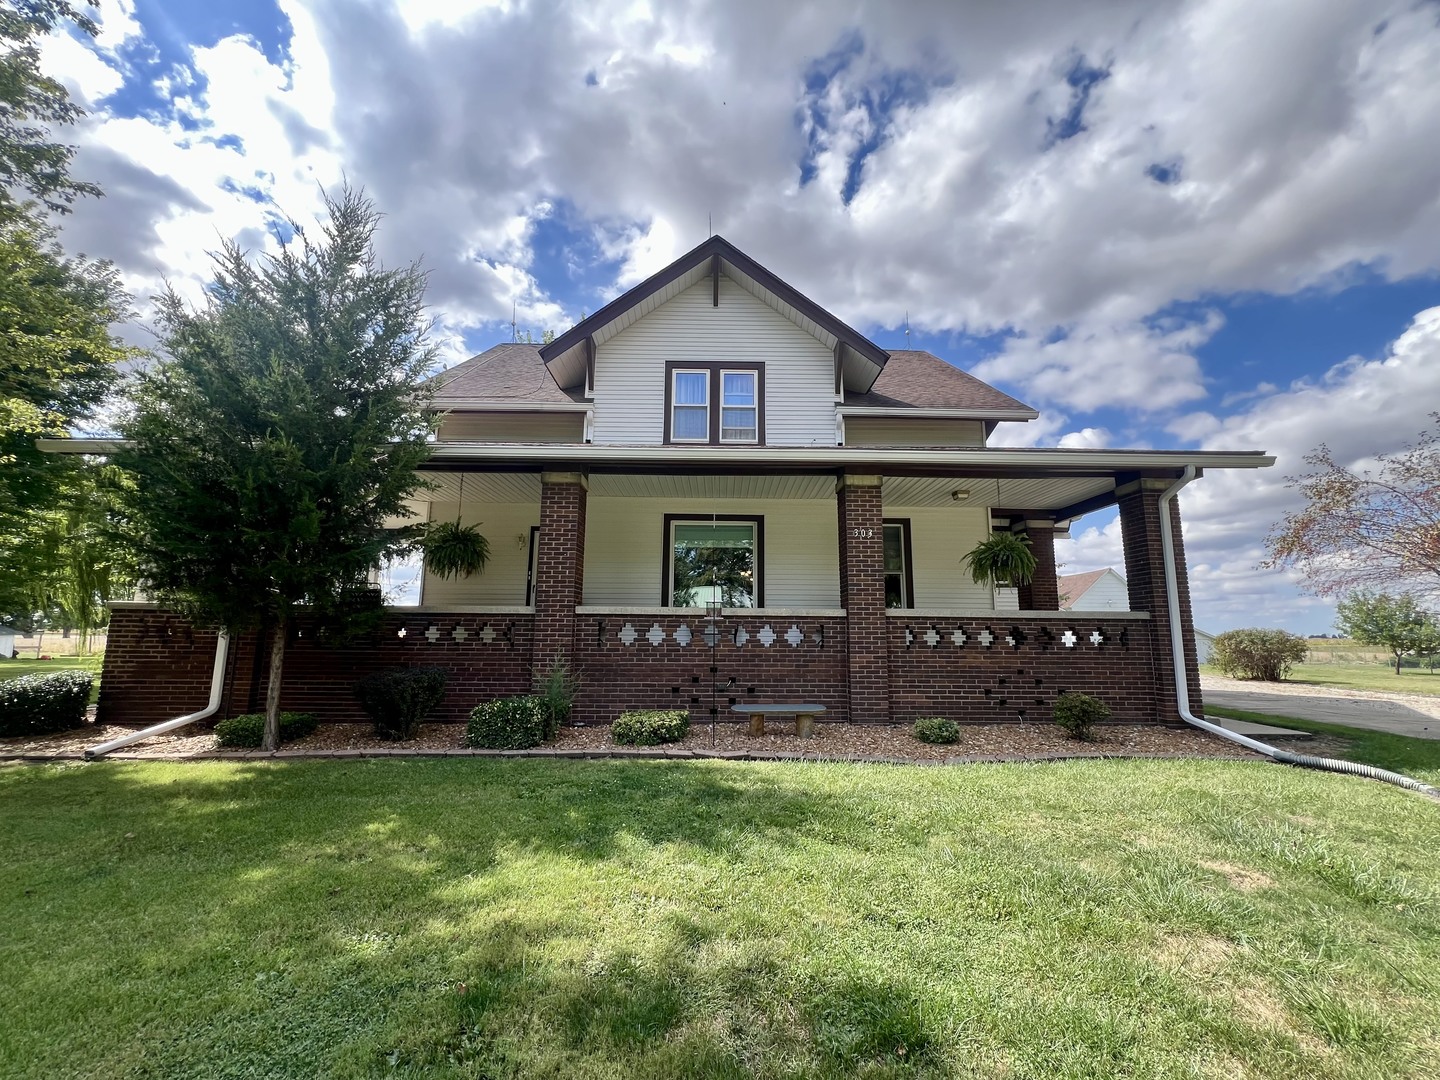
[837,405,1041,422]
[538,235,891,393]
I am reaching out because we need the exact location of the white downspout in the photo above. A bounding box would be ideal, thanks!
[85,631,230,760]
[1157,469,1437,797]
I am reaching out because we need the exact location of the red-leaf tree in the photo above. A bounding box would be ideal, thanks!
[1263,416,1440,601]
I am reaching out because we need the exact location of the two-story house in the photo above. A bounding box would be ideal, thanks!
[99,236,1274,729]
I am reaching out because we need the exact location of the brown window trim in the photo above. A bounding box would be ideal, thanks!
[882,517,915,609]
[661,513,765,608]
[663,361,765,445]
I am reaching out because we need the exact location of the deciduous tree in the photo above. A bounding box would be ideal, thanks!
[113,188,437,750]
[1335,590,1440,676]
[1263,417,1440,602]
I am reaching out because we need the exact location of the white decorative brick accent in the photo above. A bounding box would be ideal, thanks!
[951,628,966,647]
[1062,629,1078,648]
[978,629,994,648]
[619,623,637,646]
[924,627,940,647]
[451,626,469,643]
[733,626,749,647]
[757,624,776,647]
[675,624,692,647]
[424,625,441,643]
[1089,630,1104,646]
[785,625,803,647]
[478,624,496,645]
[396,627,407,639]
[647,623,665,646]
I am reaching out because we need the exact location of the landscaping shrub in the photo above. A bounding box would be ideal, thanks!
[355,666,448,741]
[535,656,580,739]
[912,716,960,744]
[0,670,92,738]
[1052,692,1110,741]
[1211,628,1309,681]
[467,696,548,750]
[613,709,689,745]
[213,711,319,748]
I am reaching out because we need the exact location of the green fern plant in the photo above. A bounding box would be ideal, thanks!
[962,531,1037,588]
[423,519,490,579]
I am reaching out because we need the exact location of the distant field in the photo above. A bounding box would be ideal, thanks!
[1201,661,1440,697]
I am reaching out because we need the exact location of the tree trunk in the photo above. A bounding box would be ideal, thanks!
[263,618,288,751]
[1396,653,1402,676]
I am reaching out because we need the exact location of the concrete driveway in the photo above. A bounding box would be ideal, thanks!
[1201,676,1440,740]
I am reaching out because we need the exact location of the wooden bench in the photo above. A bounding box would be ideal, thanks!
[730,703,827,738]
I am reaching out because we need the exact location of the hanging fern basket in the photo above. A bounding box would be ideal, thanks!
[962,531,1037,588]
[423,520,491,580]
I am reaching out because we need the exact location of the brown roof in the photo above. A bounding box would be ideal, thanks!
[1058,569,1115,609]
[843,351,1036,414]
[429,343,584,407]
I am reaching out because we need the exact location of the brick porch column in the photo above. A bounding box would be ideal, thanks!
[1117,478,1203,722]
[533,471,587,679]
[1015,519,1060,610]
[837,474,890,723]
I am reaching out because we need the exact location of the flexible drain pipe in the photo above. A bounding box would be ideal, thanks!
[85,631,230,760]
[1157,468,1438,799]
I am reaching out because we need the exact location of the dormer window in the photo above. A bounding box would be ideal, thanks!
[665,362,765,445]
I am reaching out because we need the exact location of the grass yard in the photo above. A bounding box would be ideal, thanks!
[1205,706,1440,781]
[3,757,1438,1079]
[1202,662,1440,697]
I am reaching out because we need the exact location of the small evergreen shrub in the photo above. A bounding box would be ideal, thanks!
[355,666,448,741]
[612,709,690,746]
[1211,628,1309,681]
[213,711,319,748]
[467,696,548,750]
[1052,692,1110,741]
[0,670,92,737]
[535,656,580,739]
[912,716,959,744]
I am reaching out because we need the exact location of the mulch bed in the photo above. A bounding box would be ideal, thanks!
[2,719,1257,763]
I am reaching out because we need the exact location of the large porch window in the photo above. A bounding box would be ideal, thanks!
[664,516,763,607]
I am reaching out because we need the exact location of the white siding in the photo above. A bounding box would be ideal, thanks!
[845,418,985,447]
[592,278,836,446]
[436,412,583,443]
[1072,572,1130,612]
[583,496,840,607]
[888,505,995,608]
[419,501,539,607]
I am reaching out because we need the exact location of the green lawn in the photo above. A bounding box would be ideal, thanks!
[1202,662,1440,697]
[0,654,103,704]
[1205,705,1440,781]
[3,758,1438,1079]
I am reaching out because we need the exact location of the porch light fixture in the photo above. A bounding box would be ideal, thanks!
[951,489,970,502]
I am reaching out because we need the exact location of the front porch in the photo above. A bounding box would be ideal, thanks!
[98,454,1217,730]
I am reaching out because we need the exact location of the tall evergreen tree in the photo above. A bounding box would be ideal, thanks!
[114,188,437,750]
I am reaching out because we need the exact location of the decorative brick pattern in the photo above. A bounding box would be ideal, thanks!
[837,477,890,722]
[1118,482,1203,722]
[572,613,847,726]
[99,609,534,726]
[889,615,1158,723]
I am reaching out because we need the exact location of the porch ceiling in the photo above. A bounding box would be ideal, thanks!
[882,475,1116,513]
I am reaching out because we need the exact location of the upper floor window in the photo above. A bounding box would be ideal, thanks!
[665,362,765,444]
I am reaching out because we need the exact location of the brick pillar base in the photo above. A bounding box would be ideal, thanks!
[1118,478,1202,722]
[1016,520,1060,610]
[533,472,587,681]
[838,474,889,722]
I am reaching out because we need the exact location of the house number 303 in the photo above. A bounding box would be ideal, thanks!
[851,528,875,539]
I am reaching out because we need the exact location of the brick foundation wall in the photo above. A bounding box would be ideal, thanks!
[837,477,890,722]
[887,615,1159,724]
[99,608,534,726]
[571,614,849,726]
[532,476,587,678]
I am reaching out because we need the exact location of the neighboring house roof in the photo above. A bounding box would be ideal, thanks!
[537,234,892,394]
[842,351,1037,416]
[1058,568,1116,609]
[429,344,584,408]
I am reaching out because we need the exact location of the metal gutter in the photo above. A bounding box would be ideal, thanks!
[837,406,1040,421]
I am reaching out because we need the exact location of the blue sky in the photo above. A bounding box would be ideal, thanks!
[41,0,1440,633]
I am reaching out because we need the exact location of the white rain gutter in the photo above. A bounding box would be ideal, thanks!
[1158,468,1437,798]
[84,631,230,760]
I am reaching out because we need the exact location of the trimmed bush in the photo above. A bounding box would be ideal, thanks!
[467,696,548,750]
[0,670,93,738]
[912,716,959,745]
[1052,692,1110,741]
[613,709,689,746]
[213,711,319,748]
[355,666,448,741]
[1211,628,1309,681]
